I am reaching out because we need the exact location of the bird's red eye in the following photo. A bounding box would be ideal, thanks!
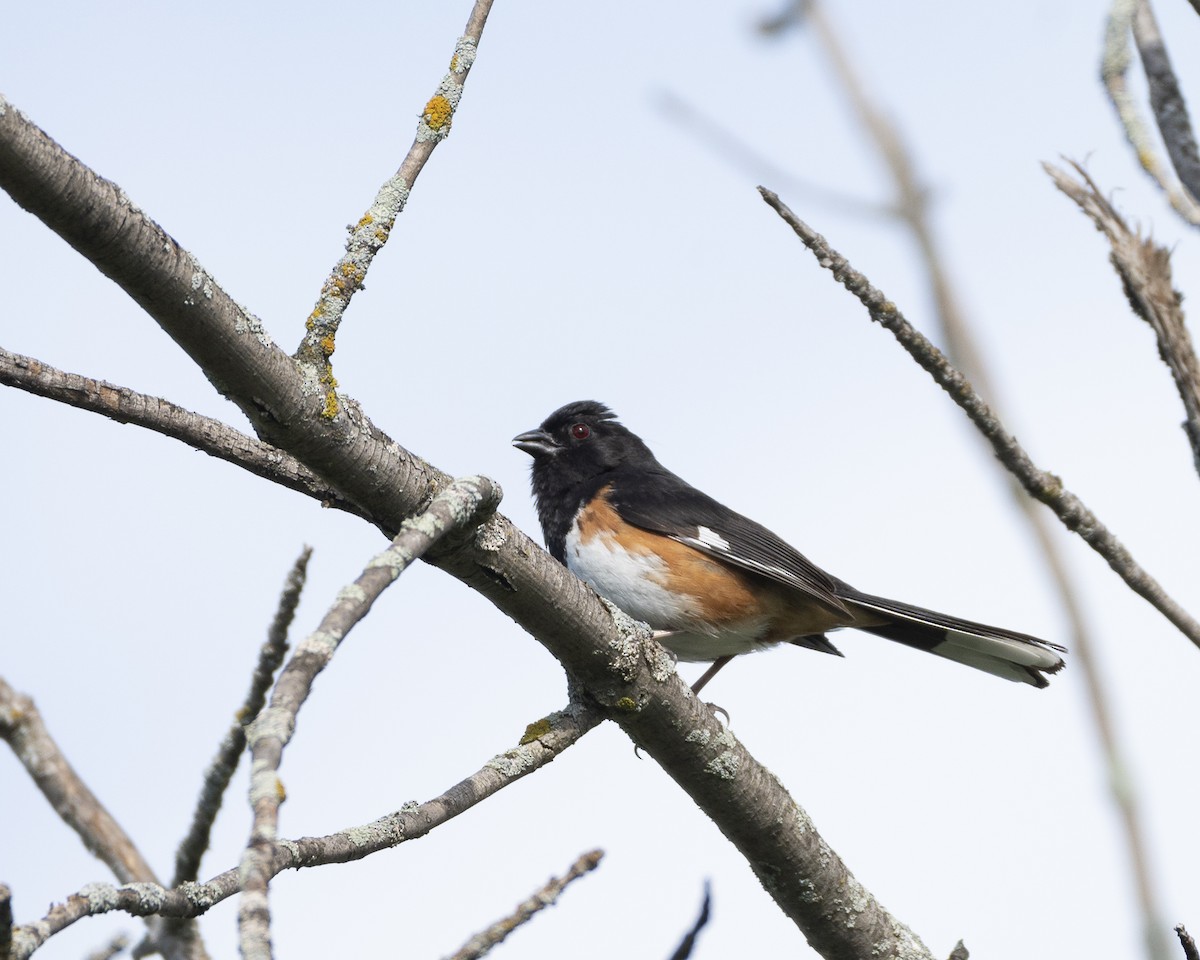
[570,423,591,440]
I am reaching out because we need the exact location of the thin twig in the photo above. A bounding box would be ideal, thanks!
[759,186,1200,650]
[1100,0,1200,224]
[443,850,604,960]
[84,934,130,960]
[172,549,312,886]
[237,477,501,960]
[946,942,969,960]
[0,680,208,960]
[295,0,497,415]
[0,679,158,884]
[667,882,712,960]
[1046,159,1200,479]
[783,11,1174,960]
[1133,0,1200,207]
[1177,925,1200,960]
[0,347,370,522]
[6,702,601,959]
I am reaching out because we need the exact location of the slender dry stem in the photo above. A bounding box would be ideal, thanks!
[758,186,1200,651]
[443,850,604,960]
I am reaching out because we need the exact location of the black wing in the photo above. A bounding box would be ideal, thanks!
[607,467,850,618]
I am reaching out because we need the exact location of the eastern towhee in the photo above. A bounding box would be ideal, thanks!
[514,400,1064,693]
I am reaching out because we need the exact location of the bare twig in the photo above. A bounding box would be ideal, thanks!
[0,680,207,960]
[84,934,130,960]
[667,882,712,960]
[777,11,1173,959]
[1133,0,1200,206]
[0,347,369,523]
[0,679,157,885]
[1177,925,1200,960]
[172,548,311,886]
[1100,0,1200,224]
[295,0,496,414]
[1046,160,1200,479]
[759,186,1200,650]
[443,849,604,960]
[237,477,501,960]
[946,942,969,960]
[6,702,601,959]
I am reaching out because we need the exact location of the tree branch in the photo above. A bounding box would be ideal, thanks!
[1045,159,1200,480]
[237,477,501,960]
[0,679,206,960]
[758,185,1200,650]
[444,849,604,960]
[1100,0,1200,224]
[295,0,496,412]
[775,12,1173,956]
[0,346,370,523]
[172,548,310,888]
[1132,0,1200,208]
[1177,925,1200,960]
[6,702,602,959]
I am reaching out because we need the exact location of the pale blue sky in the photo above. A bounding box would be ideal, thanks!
[4,3,1200,958]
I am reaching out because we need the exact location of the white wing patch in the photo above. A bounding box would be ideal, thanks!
[695,526,730,552]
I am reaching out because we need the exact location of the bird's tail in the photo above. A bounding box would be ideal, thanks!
[843,591,1065,688]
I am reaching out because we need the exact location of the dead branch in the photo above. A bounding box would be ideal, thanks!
[443,849,604,960]
[1045,159,1200,479]
[5,702,601,959]
[758,185,1200,650]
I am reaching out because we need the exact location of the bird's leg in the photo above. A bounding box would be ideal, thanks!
[691,656,733,696]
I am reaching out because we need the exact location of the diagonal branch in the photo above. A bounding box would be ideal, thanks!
[237,477,501,960]
[1045,160,1200,480]
[758,186,1200,651]
[172,548,311,888]
[295,0,496,413]
[444,849,604,960]
[1132,0,1200,208]
[0,346,370,523]
[6,702,602,959]
[0,678,207,960]
[777,12,1172,956]
[1100,0,1200,225]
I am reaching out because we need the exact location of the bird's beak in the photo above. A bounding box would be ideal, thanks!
[512,429,559,456]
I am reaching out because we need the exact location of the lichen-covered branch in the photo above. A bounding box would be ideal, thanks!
[1046,160,1200,480]
[444,849,604,960]
[1100,0,1200,224]
[237,477,501,960]
[766,11,1171,954]
[0,678,158,886]
[0,679,207,960]
[758,186,1200,651]
[172,549,311,889]
[6,702,600,959]
[1132,0,1200,209]
[295,0,496,415]
[0,347,369,522]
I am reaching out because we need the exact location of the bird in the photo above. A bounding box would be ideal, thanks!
[513,400,1064,694]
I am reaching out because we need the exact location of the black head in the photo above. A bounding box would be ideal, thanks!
[513,400,655,475]
[513,401,659,557]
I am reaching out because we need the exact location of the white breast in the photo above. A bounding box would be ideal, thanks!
[563,519,772,662]
[564,521,688,626]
